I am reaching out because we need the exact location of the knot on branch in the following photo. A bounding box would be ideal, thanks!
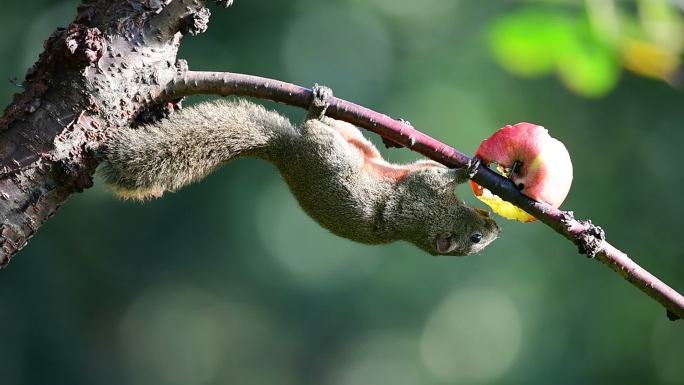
[181,8,211,36]
[562,211,605,258]
[25,24,103,85]
[64,24,104,66]
[577,222,605,257]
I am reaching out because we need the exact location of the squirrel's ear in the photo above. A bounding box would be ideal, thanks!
[435,234,456,254]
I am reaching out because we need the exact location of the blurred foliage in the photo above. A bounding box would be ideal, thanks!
[1,0,683,384]
[489,0,684,97]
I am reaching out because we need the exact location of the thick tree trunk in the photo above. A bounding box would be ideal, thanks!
[0,0,211,266]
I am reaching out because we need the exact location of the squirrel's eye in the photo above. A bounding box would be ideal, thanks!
[470,232,483,243]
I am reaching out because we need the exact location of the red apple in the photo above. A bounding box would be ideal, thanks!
[470,122,573,222]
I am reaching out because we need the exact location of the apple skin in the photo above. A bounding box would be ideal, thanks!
[471,122,573,222]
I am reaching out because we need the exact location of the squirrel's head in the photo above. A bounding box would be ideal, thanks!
[423,205,500,256]
[396,167,501,256]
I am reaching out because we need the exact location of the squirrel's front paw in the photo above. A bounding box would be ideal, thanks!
[451,157,481,184]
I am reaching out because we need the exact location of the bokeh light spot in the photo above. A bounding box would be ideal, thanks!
[420,287,522,383]
[329,333,426,385]
[22,2,76,71]
[355,0,460,21]
[281,3,392,103]
[119,285,277,385]
[256,180,379,288]
[650,316,684,383]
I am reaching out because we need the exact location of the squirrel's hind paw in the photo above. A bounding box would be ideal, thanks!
[307,83,333,119]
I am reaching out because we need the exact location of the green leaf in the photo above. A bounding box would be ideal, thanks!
[488,9,575,78]
[489,8,620,97]
[556,22,620,98]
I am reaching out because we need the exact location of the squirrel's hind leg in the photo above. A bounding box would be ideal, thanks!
[305,84,383,160]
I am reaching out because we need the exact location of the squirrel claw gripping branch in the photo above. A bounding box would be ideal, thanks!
[450,157,481,185]
[102,98,500,256]
[465,157,481,178]
[308,83,333,119]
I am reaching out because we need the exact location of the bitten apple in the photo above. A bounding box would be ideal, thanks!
[470,122,573,222]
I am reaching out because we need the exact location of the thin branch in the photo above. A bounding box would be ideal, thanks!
[160,70,684,320]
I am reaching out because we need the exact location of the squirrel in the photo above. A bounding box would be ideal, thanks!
[101,86,500,256]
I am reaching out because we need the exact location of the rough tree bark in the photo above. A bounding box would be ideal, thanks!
[0,0,225,263]
[0,0,682,319]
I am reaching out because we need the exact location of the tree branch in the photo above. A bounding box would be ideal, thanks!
[162,70,684,320]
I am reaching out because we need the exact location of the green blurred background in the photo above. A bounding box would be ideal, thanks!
[1,0,683,384]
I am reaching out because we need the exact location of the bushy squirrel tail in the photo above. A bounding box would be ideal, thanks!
[101,99,294,200]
